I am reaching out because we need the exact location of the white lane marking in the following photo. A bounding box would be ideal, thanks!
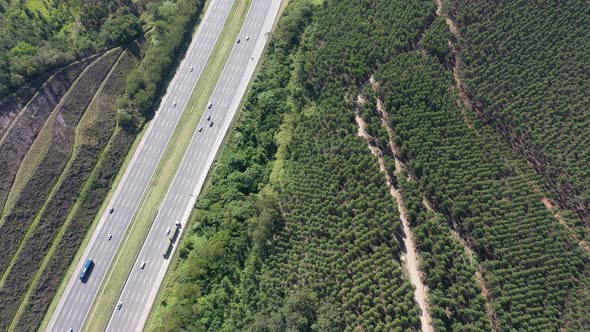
[66,308,73,319]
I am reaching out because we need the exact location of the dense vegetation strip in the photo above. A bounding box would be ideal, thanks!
[147,0,315,329]
[376,51,586,332]
[448,0,590,236]
[122,0,206,118]
[0,0,141,98]
[150,0,448,330]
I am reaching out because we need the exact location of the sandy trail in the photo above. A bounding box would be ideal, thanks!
[355,93,433,332]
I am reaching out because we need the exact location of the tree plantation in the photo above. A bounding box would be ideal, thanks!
[150,0,589,331]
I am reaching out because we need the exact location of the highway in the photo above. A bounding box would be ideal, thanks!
[45,0,236,330]
[106,0,281,330]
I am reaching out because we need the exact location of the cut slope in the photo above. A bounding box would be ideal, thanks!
[0,55,97,216]
[0,71,53,138]
[11,45,142,332]
[0,49,122,330]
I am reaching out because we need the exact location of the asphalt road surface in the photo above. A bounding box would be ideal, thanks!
[106,0,281,331]
[46,0,236,331]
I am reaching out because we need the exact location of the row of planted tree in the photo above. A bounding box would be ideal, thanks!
[149,0,589,331]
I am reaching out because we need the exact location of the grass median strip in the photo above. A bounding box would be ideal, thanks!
[83,0,252,330]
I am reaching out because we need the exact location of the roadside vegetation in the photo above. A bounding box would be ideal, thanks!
[83,0,252,329]
[150,0,590,331]
[150,0,435,330]
[0,0,141,98]
[0,0,214,330]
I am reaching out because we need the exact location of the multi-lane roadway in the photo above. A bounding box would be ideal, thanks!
[46,0,236,330]
[106,1,280,330]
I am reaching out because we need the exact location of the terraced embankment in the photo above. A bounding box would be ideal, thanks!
[0,72,54,138]
[11,44,143,332]
[0,40,146,332]
[0,49,123,330]
[0,56,98,218]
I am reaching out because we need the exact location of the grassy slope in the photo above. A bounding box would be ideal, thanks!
[0,56,95,219]
[30,43,143,332]
[0,49,122,331]
[7,46,135,332]
[82,0,253,330]
[0,50,121,288]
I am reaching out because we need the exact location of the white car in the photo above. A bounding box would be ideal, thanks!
[107,234,112,241]
[198,126,203,132]
[246,35,250,41]
[116,301,123,310]
[207,102,213,109]
[189,66,194,72]
[206,114,211,121]
[175,220,181,228]
[173,101,177,107]
[165,227,171,235]
[140,261,146,269]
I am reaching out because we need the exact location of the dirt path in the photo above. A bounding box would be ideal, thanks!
[430,3,503,330]
[354,92,434,332]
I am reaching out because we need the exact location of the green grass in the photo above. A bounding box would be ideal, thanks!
[1,98,58,218]
[0,49,112,289]
[82,1,253,330]
[36,45,144,331]
[11,48,126,332]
